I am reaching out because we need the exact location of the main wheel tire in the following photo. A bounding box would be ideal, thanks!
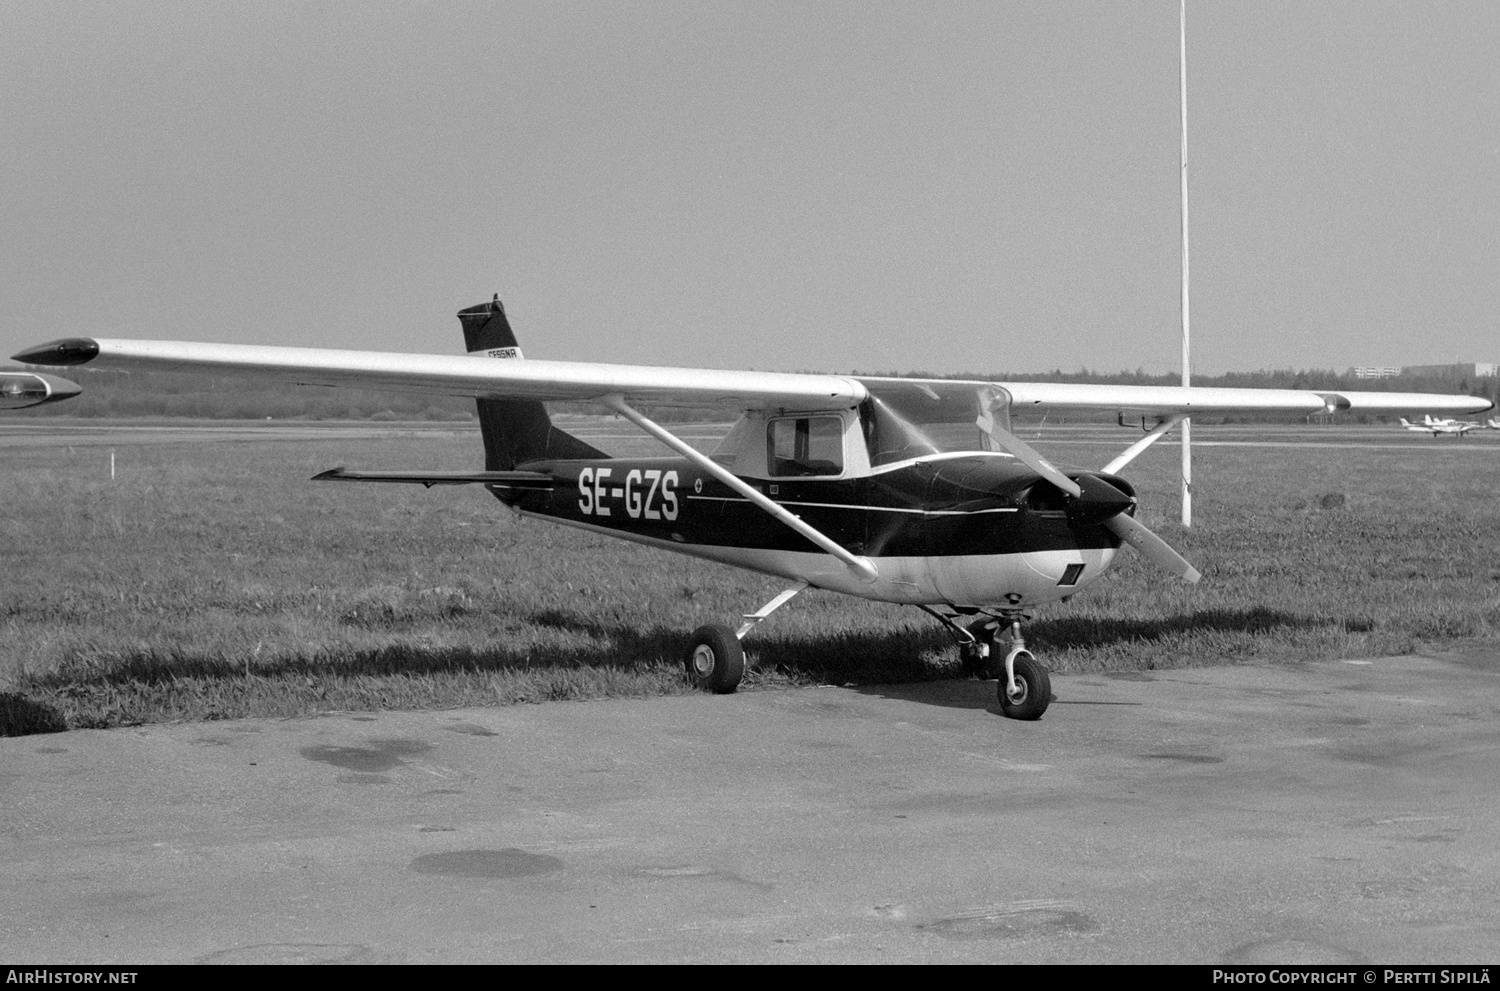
[685,624,745,694]
[998,651,1051,720]
[958,619,999,679]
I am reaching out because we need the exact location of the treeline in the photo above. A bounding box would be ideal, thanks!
[3,363,1494,423]
[5,367,475,421]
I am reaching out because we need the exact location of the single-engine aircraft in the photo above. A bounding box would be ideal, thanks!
[1424,414,1480,431]
[14,297,1496,719]
[0,370,80,409]
[1400,416,1480,437]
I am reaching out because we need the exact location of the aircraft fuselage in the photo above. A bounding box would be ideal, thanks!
[490,454,1127,608]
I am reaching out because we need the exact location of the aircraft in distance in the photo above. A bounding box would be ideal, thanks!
[14,297,1496,719]
[1400,416,1481,437]
[1487,417,1500,430]
[0,370,81,409]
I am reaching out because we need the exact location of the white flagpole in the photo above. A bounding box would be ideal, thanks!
[1180,0,1192,527]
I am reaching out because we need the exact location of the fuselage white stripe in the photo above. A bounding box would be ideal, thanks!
[682,495,1018,515]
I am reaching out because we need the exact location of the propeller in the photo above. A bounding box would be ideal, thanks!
[1101,511,1201,584]
[979,418,1201,584]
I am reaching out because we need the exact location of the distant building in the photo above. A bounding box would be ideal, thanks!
[1401,362,1499,378]
[1349,366,1402,379]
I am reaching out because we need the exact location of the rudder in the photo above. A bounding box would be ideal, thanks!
[458,296,608,470]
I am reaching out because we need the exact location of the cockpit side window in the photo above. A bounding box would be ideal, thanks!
[767,416,844,477]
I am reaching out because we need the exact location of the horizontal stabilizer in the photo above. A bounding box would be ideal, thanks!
[312,467,555,490]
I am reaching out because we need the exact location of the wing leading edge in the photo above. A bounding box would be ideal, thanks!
[12,337,1494,418]
[867,378,1496,418]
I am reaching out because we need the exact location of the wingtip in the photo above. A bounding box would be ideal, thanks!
[12,338,100,367]
[34,373,82,400]
[0,371,81,408]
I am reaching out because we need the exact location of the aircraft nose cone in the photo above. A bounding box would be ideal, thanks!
[1065,474,1134,525]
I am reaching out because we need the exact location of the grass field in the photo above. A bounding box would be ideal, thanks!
[2,419,1498,734]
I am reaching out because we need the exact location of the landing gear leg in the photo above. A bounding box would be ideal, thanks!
[916,605,991,677]
[735,582,809,640]
[958,618,999,679]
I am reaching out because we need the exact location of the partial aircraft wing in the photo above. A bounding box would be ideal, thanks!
[859,376,1494,418]
[0,370,82,409]
[12,338,1495,419]
[13,339,863,412]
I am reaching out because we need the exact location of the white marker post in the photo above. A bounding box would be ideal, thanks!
[1179,0,1192,528]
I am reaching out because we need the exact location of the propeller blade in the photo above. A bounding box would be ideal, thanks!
[979,423,1083,498]
[1104,512,1202,584]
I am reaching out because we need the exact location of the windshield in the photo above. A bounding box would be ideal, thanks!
[860,382,1007,466]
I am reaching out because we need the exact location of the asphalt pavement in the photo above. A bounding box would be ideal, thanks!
[3,653,1498,964]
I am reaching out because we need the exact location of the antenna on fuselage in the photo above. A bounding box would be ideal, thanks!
[1179,0,1193,527]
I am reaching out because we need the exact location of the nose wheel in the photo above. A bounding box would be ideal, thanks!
[998,647,1051,720]
[922,606,1054,720]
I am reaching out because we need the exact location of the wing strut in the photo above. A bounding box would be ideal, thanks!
[598,395,879,584]
[1102,414,1186,475]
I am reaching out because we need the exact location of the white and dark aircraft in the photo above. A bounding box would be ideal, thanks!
[0,370,80,410]
[1400,416,1481,437]
[13,298,1496,718]
[1487,417,1500,430]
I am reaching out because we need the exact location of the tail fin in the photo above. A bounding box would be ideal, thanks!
[458,296,608,469]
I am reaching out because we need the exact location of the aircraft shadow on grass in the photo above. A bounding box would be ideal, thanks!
[2,606,1336,734]
[837,605,1344,712]
[36,606,1332,687]
[0,692,70,736]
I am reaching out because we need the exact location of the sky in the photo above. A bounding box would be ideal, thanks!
[3,1,1497,376]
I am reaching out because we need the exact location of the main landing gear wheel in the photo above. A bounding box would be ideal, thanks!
[998,650,1051,721]
[686,624,745,694]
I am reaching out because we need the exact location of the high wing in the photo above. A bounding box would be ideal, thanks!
[13,339,864,412]
[858,376,1495,418]
[12,337,1495,418]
